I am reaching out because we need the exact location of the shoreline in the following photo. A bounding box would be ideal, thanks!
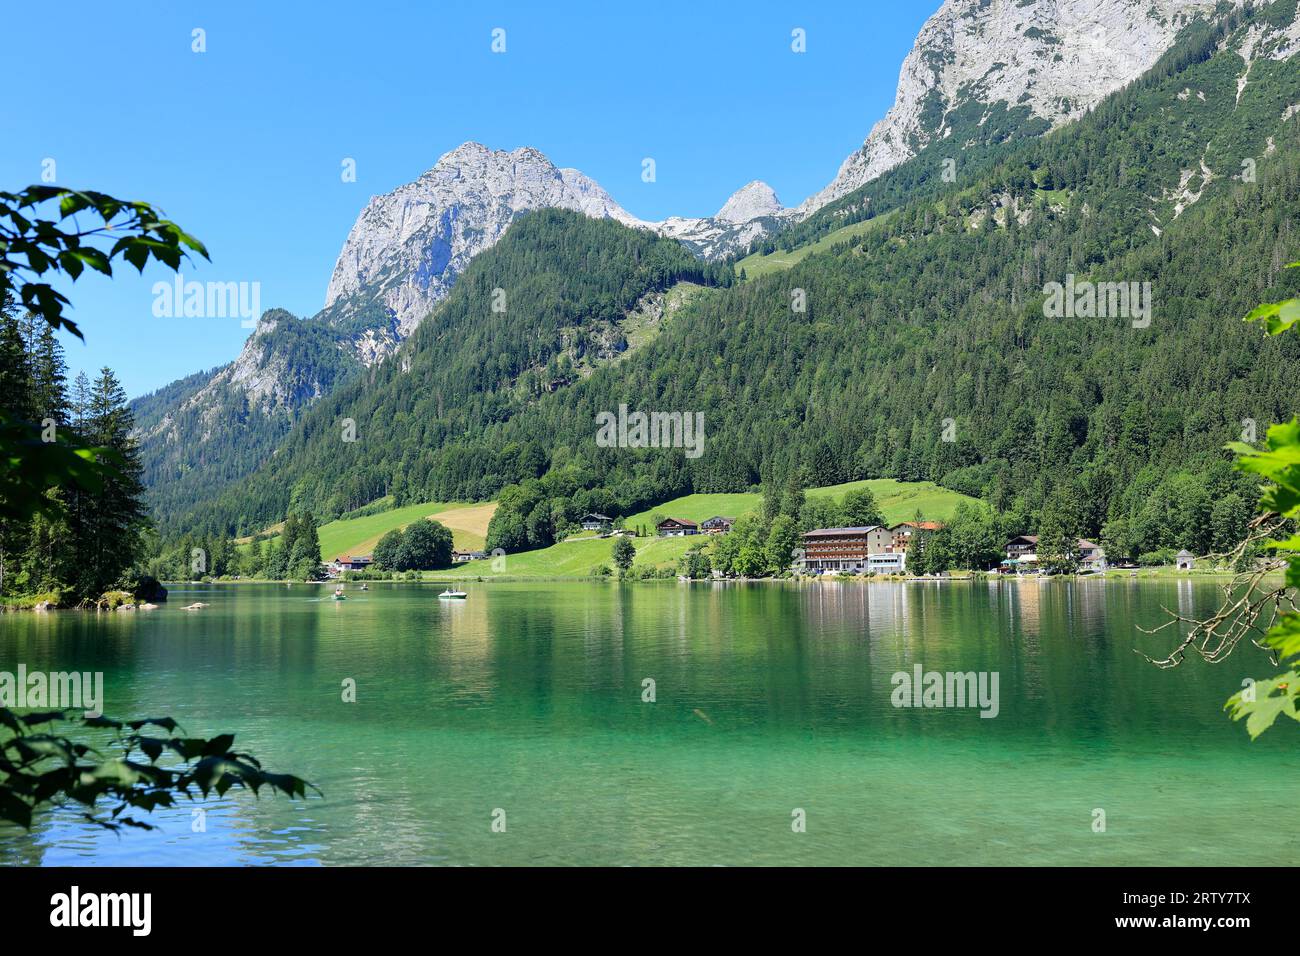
[2,567,1273,610]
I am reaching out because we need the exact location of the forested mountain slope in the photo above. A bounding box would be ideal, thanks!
[135,2,1289,530]
[176,3,1300,563]
[173,211,730,535]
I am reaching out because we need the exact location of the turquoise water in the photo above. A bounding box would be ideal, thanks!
[0,578,1292,865]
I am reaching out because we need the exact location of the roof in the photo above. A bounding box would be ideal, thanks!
[891,521,944,531]
[1077,539,1100,550]
[702,515,735,523]
[1175,549,1195,558]
[1007,535,1039,545]
[803,526,883,537]
[657,517,698,527]
[581,513,612,521]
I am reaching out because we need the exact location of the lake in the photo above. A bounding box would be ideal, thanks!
[0,578,1291,866]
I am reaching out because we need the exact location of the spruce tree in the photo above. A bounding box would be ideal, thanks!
[79,368,148,595]
[27,321,69,428]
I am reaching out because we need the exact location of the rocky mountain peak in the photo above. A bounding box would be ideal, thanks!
[324,141,645,337]
[716,181,783,222]
[797,0,1241,216]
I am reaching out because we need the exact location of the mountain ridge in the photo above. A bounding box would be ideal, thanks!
[134,0,1300,530]
[169,1,1300,556]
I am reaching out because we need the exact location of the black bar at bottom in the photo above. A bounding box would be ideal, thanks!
[0,866,1279,942]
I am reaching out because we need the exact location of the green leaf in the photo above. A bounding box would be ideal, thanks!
[1245,297,1300,335]
[0,790,33,829]
[0,709,22,735]
[83,714,124,730]
[121,240,149,272]
[81,758,143,787]
[1264,615,1300,663]
[19,710,66,727]
[201,733,235,756]
[65,247,112,276]
[13,736,73,764]
[126,716,180,733]
[1226,671,1300,739]
[57,191,93,218]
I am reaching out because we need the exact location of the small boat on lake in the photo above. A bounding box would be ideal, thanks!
[359,583,369,591]
[333,587,347,601]
[438,589,468,600]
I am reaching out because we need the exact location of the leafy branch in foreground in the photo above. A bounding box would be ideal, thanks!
[0,708,319,832]
[1,185,207,529]
[0,409,113,524]
[1146,262,1300,738]
[0,183,317,830]
[0,185,208,340]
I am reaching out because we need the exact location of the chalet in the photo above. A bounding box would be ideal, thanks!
[1175,549,1195,570]
[1077,539,1107,572]
[657,517,699,537]
[580,513,613,532]
[451,550,489,563]
[800,526,893,572]
[1004,535,1039,565]
[889,521,943,552]
[327,554,373,577]
[700,516,735,534]
[1001,536,1107,572]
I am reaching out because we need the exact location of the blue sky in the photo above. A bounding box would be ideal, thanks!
[2,0,937,398]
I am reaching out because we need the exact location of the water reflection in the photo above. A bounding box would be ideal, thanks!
[0,579,1291,866]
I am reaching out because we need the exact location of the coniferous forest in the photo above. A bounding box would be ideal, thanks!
[152,9,1300,574]
[0,296,149,604]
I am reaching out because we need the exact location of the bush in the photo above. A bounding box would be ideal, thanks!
[1138,548,1176,567]
[96,590,134,609]
[396,520,454,570]
[3,590,71,609]
[612,536,636,571]
[373,528,404,570]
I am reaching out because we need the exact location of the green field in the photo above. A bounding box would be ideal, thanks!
[318,501,495,557]
[621,492,763,532]
[243,500,497,559]
[622,478,981,531]
[733,211,896,279]
[441,478,982,579]
[242,478,977,578]
[441,533,698,579]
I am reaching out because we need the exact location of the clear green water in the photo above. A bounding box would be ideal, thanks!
[0,579,1292,866]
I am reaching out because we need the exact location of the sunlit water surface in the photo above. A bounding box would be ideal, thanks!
[0,579,1290,865]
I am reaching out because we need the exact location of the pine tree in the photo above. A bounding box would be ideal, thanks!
[28,322,69,428]
[70,371,91,430]
[0,301,32,421]
[78,368,148,595]
[286,513,322,580]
